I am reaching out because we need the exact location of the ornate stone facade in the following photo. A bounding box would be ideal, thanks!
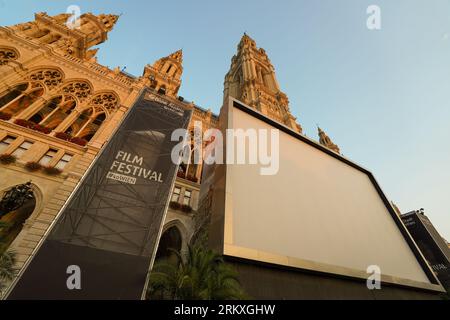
[0,12,217,295]
[0,11,339,295]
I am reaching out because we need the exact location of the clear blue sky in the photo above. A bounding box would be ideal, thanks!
[1,0,449,240]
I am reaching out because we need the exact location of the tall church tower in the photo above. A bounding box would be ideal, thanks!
[224,34,302,133]
[142,50,183,98]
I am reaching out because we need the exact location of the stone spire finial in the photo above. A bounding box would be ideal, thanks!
[97,14,119,32]
[168,49,183,62]
[318,127,340,154]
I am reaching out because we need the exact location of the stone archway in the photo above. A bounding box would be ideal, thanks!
[155,226,182,261]
[0,183,42,254]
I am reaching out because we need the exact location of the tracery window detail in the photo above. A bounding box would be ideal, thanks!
[61,81,92,102]
[29,69,63,90]
[90,92,119,113]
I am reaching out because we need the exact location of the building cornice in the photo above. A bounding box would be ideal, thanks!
[0,26,140,93]
[0,120,99,154]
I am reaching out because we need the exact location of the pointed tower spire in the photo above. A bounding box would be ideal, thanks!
[168,49,183,62]
[224,34,302,133]
[142,49,183,97]
[96,14,119,32]
[318,127,340,154]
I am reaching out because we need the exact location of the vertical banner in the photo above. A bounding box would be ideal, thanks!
[8,90,191,299]
[401,212,450,291]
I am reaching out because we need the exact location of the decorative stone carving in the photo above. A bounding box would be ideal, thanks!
[61,81,92,102]
[0,48,18,65]
[29,69,63,89]
[90,92,119,113]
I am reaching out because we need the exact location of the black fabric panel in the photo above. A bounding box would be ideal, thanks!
[8,90,191,299]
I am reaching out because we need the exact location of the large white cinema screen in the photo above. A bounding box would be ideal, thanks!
[221,100,439,289]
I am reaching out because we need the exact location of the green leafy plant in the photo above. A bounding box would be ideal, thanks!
[0,250,17,296]
[187,175,199,183]
[181,204,192,213]
[14,119,51,134]
[70,137,88,146]
[55,132,72,141]
[24,161,42,172]
[55,133,88,146]
[147,245,248,300]
[42,166,62,176]
[169,201,181,210]
[0,112,12,121]
[176,171,185,178]
[0,154,16,165]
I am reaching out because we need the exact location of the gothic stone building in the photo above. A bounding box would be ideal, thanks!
[0,12,339,293]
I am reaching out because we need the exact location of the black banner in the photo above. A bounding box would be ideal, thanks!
[7,90,191,299]
[401,212,450,292]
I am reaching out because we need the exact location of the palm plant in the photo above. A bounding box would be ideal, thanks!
[147,245,247,300]
[0,220,10,253]
[0,249,17,296]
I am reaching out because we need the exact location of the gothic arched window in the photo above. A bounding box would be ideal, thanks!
[0,183,37,253]
[155,226,182,260]
[158,85,167,95]
[90,92,119,113]
[29,69,63,91]
[65,108,91,136]
[65,107,106,142]
[78,112,106,141]
[61,81,92,103]
[0,82,44,115]
[29,95,76,129]
[0,83,28,109]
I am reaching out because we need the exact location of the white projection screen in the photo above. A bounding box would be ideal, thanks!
[218,99,443,292]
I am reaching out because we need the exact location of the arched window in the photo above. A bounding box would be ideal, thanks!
[79,112,105,140]
[0,184,36,253]
[65,108,91,136]
[29,69,63,91]
[29,96,61,124]
[0,83,28,109]
[61,81,92,103]
[29,95,76,129]
[65,107,106,141]
[0,82,44,115]
[90,92,119,113]
[158,85,167,95]
[256,66,264,83]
